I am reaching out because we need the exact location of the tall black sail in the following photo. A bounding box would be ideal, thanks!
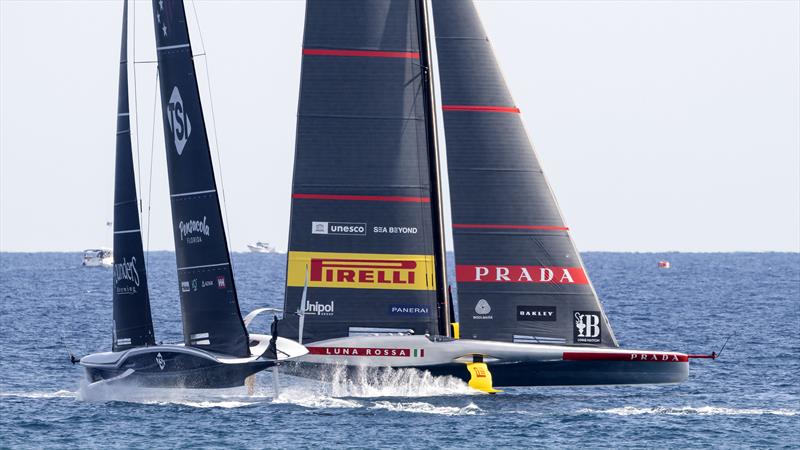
[151,0,249,357]
[112,0,155,352]
[432,0,618,347]
[283,0,445,343]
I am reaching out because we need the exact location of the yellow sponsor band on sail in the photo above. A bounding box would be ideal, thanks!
[287,251,436,291]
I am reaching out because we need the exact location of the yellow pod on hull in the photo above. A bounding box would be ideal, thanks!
[466,361,501,394]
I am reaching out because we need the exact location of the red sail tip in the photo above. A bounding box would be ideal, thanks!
[303,48,420,59]
[442,105,521,113]
[293,193,431,203]
[453,224,569,231]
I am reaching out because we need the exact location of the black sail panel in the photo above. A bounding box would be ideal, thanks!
[283,0,441,342]
[151,0,249,357]
[112,0,155,352]
[432,0,618,347]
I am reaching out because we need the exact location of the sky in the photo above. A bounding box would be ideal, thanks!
[1,0,798,253]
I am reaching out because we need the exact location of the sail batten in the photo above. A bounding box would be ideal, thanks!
[112,0,155,352]
[151,0,249,357]
[432,0,618,347]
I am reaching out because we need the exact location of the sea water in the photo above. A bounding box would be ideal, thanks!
[0,252,798,448]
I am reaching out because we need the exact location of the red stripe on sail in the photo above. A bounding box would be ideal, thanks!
[303,48,420,59]
[293,193,430,203]
[442,105,520,113]
[563,352,689,363]
[453,224,569,231]
[456,265,589,284]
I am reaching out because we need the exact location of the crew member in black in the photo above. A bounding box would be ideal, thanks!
[266,315,279,360]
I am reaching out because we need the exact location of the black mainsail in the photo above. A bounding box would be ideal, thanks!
[112,0,155,352]
[152,0,249,357]
[282,0,448,343]
[432,0,618,347]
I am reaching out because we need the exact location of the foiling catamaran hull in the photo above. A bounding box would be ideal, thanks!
[281,335,688,387]
[80,335,306,389]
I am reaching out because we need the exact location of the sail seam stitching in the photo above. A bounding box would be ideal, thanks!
[443,105,520,113]
[303,48,420,59]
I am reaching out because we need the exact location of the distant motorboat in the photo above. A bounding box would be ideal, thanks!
[247,242,276,253]
[658,261,671,269]
[82,248,112,268]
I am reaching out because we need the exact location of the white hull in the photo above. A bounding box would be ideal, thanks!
[295,335,683,367]
[83,257,113,268]
[247,244,276,253]
[284,335,690,386]
[83,249,112,267]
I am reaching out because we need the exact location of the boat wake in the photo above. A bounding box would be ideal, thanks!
[272,388,362,409]
[76,380,262,408]
[0,390,77,399]
[271,388,481,416]
[371,401,482,416]
[579,406,798,416]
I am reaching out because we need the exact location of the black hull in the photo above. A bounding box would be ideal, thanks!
[283,359,688,387]
[430,360,688,386]
[81,347,274,389]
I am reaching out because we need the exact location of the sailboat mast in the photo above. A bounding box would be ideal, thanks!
[416,0,450,337]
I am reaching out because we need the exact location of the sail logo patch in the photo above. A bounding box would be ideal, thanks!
[178,216,209,244]
[167,86,192,155]
[113,256,140,294]
[473,299,493,320]
[388,305,430,316]
[573,311,602,344]
[517,305,557,321]
[304,299,335,316]
[312,222,366,236]
[456,265,589,284]
[287,251,435,291]
[373,226,418,235]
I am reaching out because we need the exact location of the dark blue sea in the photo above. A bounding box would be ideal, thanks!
[1,252,798,448]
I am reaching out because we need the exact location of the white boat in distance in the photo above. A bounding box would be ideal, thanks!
[247,242,276,253]
[82,248,112,268]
